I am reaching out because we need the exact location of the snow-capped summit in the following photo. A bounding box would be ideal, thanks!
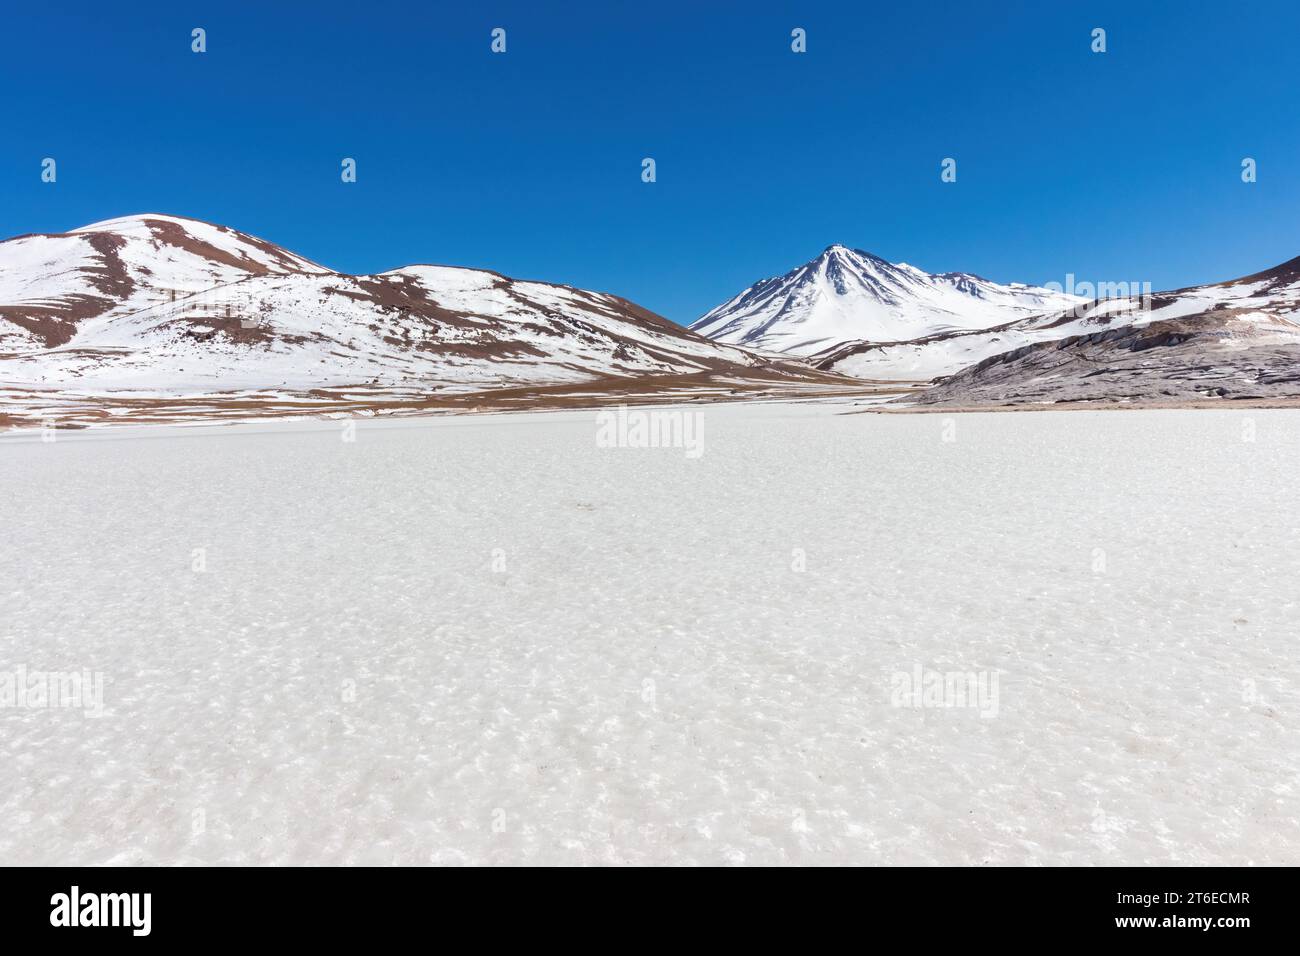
[691,244,1084,355]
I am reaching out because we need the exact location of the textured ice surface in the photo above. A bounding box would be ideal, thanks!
[2,402,1298,865]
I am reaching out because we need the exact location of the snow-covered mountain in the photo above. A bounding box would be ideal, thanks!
[0,215,839,420]
[691,244,1084,356]
[817,254,1300,392]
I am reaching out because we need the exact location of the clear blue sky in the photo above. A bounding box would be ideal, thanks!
[2,1,1296,324]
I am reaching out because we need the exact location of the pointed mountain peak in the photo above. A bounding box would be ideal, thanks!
[692,246,1086,355]
[819,243,869,259]
[815,243,889,268]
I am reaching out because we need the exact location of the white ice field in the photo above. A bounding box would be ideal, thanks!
[2,401,1298,865]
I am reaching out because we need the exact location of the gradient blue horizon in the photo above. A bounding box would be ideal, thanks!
[3,1,1297,325]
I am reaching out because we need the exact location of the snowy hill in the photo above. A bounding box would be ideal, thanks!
[0,215,846,422]
[0,214,329,352]
[909,312,1300,407]
[690,244,1083,356]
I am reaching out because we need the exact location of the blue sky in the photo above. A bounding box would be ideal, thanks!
[2,1,1297,324]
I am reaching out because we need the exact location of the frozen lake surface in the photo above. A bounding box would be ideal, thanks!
[2,401,1298,865]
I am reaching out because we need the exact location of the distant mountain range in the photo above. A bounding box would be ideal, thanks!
[4,217,1299,424]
